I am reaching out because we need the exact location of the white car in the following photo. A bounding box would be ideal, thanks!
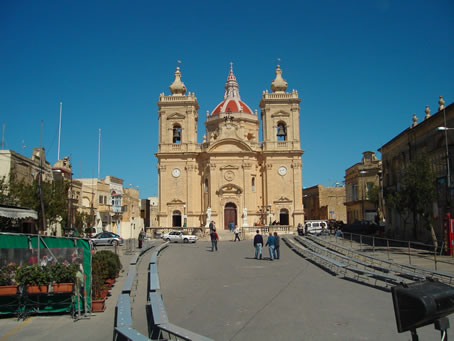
[162,231,198,243]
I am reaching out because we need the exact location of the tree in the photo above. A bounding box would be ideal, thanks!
[7,175,69,234]
[386,156,436,244]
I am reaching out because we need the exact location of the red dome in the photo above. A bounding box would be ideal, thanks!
[211,63,253,116]
[211,98,253,115]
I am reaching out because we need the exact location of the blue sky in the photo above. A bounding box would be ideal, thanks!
[1,0,453,198]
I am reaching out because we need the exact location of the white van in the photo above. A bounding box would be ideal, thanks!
[304,220,328,235]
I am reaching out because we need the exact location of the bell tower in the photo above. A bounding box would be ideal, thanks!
[156,66,200,227]
[157,66,199,152]
[259,65,301,152]
[258,64,304,226]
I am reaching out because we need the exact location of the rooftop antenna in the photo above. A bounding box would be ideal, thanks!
[1,123,5,149]
[21,140,26,152]
[57,102,62,160]
[97,128,101,179]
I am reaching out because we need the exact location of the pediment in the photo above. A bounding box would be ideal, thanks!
[168,199,184,205]
[271,111,290,118]
[216,183,242,195]
[167,112,186,120]
[208,139,253,153]
[274,196,292,203]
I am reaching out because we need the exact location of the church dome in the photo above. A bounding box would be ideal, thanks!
[211,63,253,115]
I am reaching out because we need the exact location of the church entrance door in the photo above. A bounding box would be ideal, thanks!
[172,210,182,227]
[280,209,289,225]
[224,203,237,230]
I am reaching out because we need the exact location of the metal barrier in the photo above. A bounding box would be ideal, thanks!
[114,240,212,341]
[145,243,214,341]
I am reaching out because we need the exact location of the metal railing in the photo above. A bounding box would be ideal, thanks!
[326,231,454,275]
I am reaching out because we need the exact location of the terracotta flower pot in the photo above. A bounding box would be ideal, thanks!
[27,285,48,294]
[0,285,18,296]
[91,298,106,312]
[52,283,74,293]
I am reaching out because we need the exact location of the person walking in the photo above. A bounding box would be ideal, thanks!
[210,228,219,252]
[234,225,241,242]
[265,232,276,261]
[273,232,280,260]
[138,229,145,249]
[253,230,263,259]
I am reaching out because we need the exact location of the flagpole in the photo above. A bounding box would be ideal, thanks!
[98,128,101,179]
[57,102,62,160]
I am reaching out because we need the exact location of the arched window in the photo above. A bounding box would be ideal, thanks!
[204,178,209,193]
[173,125,182,143]
[277,122,287,141]
[251,177,256,192]
[172,210,182,227]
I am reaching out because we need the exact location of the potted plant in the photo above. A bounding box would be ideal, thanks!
[0,264,19,295]
[16,265,50,294]
[91,253,108,312]
[48,263,77,293]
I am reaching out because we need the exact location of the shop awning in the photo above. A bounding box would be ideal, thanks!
[0,206,38,220]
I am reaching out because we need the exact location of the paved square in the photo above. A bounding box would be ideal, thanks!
[158,239,452,340]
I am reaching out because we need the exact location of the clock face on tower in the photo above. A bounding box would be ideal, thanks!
[278,166,287,176]
[172,168,181,178]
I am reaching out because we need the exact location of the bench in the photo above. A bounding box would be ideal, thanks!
[149,263,160,292]
[158,322,215,341]
[130,253,140,265]
[114,326,150,341]
[284,238,347,274]
[308,235,428,282]
[121,265,137,294]
[115,293,132,328]
[346,266,402,286]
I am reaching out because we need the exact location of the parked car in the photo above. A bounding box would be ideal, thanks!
[85,227,104,238]
[304,220,328,235]
[340,220,378,235]
[91,232,124,246]
[162,231,198,243]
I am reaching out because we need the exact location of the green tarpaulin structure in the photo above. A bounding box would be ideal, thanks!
[0,233,92,315]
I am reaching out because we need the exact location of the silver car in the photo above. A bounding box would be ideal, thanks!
[162,231,198,243]
[92,232,124,246]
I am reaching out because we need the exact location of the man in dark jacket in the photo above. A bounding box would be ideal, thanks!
[210,228,219,252]
[273,232,280,260]
[253,230,263,259]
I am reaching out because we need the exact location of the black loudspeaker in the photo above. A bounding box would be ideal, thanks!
[391,280,454,333]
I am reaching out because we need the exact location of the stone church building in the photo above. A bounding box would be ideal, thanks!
[155,64,304,230]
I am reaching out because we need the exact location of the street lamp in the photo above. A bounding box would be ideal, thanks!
[359,170,367,221]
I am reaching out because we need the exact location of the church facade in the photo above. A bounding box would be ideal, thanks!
[155,64,304,230]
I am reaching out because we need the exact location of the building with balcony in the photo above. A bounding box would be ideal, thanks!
[379,97,454,241]
[344,152,381,224]
[122,187,143,239]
